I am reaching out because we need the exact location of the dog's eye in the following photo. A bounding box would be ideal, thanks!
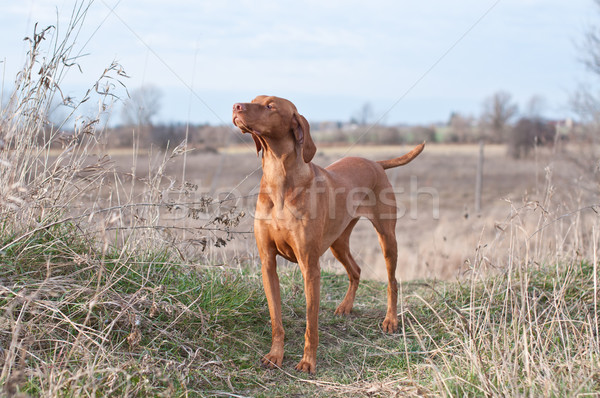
[266,104,274,110]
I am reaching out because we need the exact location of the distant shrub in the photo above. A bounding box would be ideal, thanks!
[375,126,404,145]
[409,126,436,144]
[101,124,237,149]
[508,118,556,159]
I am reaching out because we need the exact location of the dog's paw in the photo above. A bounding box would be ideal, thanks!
[295,358,316,374]
[261,351,283,369]
[334,303,352,315]
[382,316,398,333]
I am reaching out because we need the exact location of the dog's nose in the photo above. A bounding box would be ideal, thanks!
[233,103,246,112]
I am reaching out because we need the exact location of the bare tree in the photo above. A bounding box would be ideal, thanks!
[525,95,547,120]
[481,91,518,143]
[505,95,552,159]
[570,1,600,196]
[508,118,555,159]
[352,102,374,126]
[121,85,162,126]
[573,0,600,142]
[448,112,475,143]
[581,1,600,78]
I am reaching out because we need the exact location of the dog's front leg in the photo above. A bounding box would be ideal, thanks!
[259,246,285,369]
[295,255,321,374]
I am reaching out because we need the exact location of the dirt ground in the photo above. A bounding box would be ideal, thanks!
[96,141,597,281]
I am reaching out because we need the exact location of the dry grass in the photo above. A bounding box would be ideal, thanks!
[1,3,599,396]
[106,141,599,281]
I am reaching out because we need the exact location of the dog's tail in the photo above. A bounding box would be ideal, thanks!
[377,142,425,170]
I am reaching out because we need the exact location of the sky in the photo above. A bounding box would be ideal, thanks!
[0,0,596,126]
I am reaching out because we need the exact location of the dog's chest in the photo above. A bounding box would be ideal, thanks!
[265,218,300,263]
[255,195,316,263]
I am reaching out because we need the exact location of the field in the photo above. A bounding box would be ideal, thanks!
[1,10,600,396]
[4,139,598,396]
[103,141,596,281]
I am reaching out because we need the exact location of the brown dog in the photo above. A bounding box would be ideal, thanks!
[232,96,424,374]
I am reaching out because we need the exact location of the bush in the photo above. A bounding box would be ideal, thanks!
[508,118,556,159]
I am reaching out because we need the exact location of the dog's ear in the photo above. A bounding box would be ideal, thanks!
[292,113,316,163]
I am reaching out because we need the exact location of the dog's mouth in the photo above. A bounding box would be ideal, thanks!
[233,117,260,135]
[233,116,264,154]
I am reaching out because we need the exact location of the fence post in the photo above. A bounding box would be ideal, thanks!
[475,140,484,213]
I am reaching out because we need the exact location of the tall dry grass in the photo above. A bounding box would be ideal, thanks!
[0,0,243,257]
[406,199,600,395]
[0,3,246,396]
[390,139,600,395]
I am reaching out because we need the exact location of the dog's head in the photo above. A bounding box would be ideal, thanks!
[232,96,316,163]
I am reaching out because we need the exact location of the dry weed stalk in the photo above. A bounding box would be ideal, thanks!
[0,1,243,258]
[0,3,246,396]
[0,2,121,234]
[396,160,600,396]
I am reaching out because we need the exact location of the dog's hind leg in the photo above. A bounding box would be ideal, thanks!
[370,216,399,333]
[330,218,361,315]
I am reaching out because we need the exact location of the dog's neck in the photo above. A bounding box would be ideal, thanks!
[259,138,313,194]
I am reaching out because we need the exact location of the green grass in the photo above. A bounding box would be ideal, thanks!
[1,224,599,397]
